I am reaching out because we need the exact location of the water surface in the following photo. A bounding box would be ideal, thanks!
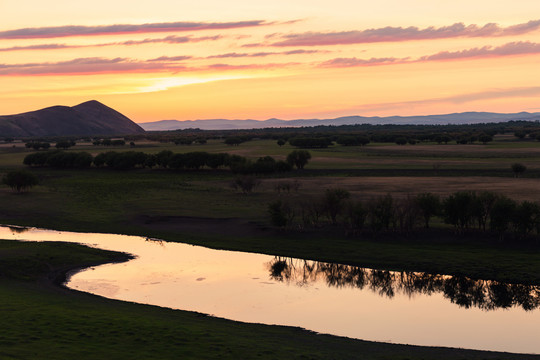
[1,225,538,354]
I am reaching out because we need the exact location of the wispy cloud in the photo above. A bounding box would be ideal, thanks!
[206,49,322,59]
[271,20,540,46]
[419,41,540,61]
[0,44,73,52]
[0,57,185,76]
[320,57,407,67]
[0,35,222,52]
[0,21,270,39]
[0,56,299,76]
[147,56,193,62]
[320,41,540,68]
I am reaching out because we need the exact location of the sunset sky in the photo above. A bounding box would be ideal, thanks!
[2,1,540,123]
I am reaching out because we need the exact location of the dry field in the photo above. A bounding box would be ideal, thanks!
[261,176,540,201]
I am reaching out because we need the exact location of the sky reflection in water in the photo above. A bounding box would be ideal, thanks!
[1,225,539,354]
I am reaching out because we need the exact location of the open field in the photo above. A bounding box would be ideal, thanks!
[2,136,540,358]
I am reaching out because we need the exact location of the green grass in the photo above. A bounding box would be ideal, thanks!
[3,138,540,357]
[0,240,536,360]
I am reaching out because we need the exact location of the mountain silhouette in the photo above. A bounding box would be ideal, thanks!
[0,100,145,137]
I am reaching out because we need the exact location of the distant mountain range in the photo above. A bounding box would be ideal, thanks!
[0,100,145,137]
[140,112,540,131]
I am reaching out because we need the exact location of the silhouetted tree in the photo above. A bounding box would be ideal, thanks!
[55,140,75,149]
[2,170,39,193]
[443,191,475,230]
[395,137,407,145]
[286,150,311,170]
[231,176,260,194]
[225,137,242,146]
[322,188,350,224]
[268,200,289,227]
[512,201,540,237]
[478,134,493,144]
[368,194,394,232]
[511,163,527,177]
[415,193,440,228]
[490,196,517,239]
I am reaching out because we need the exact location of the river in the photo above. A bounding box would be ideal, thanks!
[1,225,539,354]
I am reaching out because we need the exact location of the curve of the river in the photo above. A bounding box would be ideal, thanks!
[1,225,539,355]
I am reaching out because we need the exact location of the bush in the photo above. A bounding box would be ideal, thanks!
[231,176,260,194]
[55,140,75,149]
[24,151,53,166]
[2,170,39,193]
[47,151,93,168]
[289,137,332,148]
[286,150,311,170]
[268,200,288,227]
[511,163,527,177]
[415,193,440,228]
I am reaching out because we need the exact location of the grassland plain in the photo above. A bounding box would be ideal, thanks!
[2,138,540,358]
[0,240,537,360]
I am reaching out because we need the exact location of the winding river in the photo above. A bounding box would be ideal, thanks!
[2,225,539,355]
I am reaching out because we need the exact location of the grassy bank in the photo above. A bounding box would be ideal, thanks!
[0,240,536,360]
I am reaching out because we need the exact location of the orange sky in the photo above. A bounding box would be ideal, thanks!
[1,1,540,122]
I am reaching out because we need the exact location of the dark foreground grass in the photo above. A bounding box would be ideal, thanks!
[0,240,536,360]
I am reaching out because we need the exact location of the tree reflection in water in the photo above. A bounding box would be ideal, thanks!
[8,226,30,234]
[267,257,540,311]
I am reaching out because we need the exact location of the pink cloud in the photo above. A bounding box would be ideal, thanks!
[420,41,540,61]
[272,20,540,46]
[0,56,299,76]
[0,21,269,39]
[0,35,222,53]
[206,49,322,59]
[320,41,540,68]
[320,57,407,67]
[0,57,185,76]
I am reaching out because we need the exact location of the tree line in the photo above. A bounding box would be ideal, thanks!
[23,149,311,173]
[268,189,540,240]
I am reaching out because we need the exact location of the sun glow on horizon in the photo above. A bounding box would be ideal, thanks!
[2,1,540,121]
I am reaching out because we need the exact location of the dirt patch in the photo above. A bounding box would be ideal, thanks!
[367,144,540,155]
[262,176,540,201]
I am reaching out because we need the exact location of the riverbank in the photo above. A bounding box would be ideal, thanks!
[4,213,540,286]
[0,240,537,360]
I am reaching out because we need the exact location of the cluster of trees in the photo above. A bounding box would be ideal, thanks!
[92,139,126,146]
[278,132,495,149]
[173,138,207,145]
[24,140,77,150]
[335,135,370,146]
[23,149,311,173]
[24,150,93,168]
[288,137,333,148]
[269,189,540,240]
[25,142,51,150]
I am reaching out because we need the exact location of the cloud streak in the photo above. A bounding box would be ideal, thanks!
[272,19,540,46]
[206,49,322,59]
[0,35,222,52]
[0,57,185,76]
[0,21,270,39]
[2,41,539,76]
[320,41,540,68]
[0,56,299,76]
